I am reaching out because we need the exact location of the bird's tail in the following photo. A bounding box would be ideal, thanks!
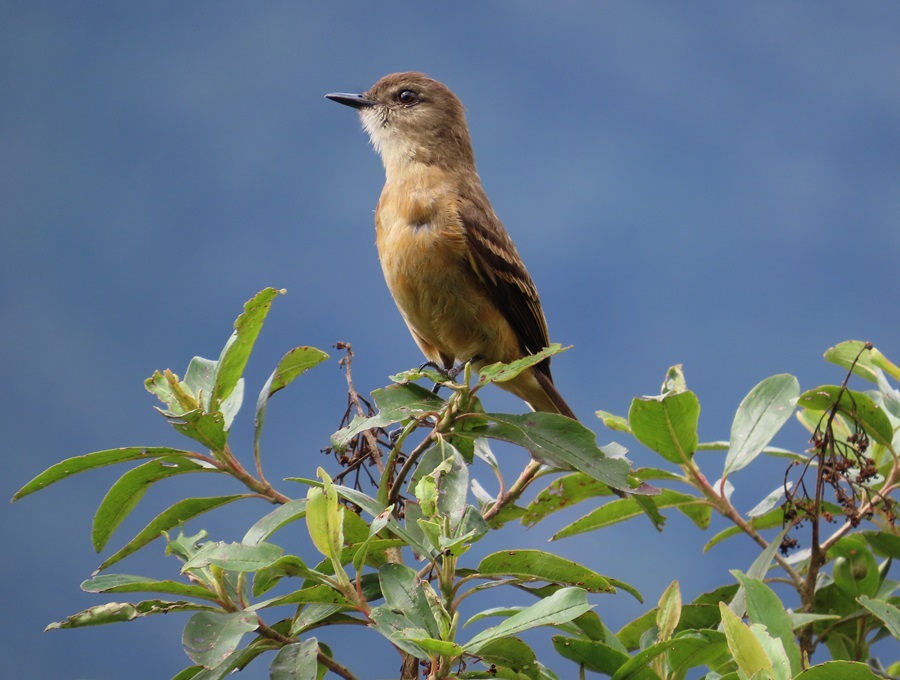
[532,368,577,420]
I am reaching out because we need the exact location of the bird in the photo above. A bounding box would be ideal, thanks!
[326,72,576,420]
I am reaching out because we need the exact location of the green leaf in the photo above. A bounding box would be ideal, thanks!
[409,439,468,529]
[252,555,321,596]
[92,457,215,552]
[478,550,613,593]
[628,391,700,464]
[265,584,353,608]
[368,607,432,659]
[183,356,218,411]
[12,447,197,501]
[793,661,883,679]
[305,480,343,562]
[81,574,218,601]
[269,638,319,680]
[290,479,432,558]
[254,347,329,450]
[242,499,306,546]
[182,541,283,573]
[522,473,626,527]
[146,368,200,416]
[405,637,465,657]
[719,603,774,679]
[610,637,703,680]
[210,287,283,412]
[477,345,568,386]
[830,535,880,599]
[667,630,730,677]
[861,530,900,559]
[475,637,538,677]
[824,341,900,384]
[798,385,894,449]
[97,495,249,572]
[595,410,631,434]
[168,409,229,452]
[182,610,258,669]
[46,600,212,630]
[857,595,900,639]
[553,489,708,539]
[617,603,724,651]
[465,412,639,494]
[727,526,790,617]
[551,637,645,677]
[465,587,593,653]
[330,383,446,453]
[733,571,802,675]
[379,563,441,639]
[656,581,681,642]
[724,374,799,477]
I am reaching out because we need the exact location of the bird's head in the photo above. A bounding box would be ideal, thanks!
[327,72,476,175]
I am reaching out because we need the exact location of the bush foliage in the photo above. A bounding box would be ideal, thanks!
[14,288,899,679]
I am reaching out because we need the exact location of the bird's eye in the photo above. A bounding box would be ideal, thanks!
[397,90,419,105]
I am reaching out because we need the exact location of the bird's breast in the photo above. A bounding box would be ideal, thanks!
[373,175,512,362]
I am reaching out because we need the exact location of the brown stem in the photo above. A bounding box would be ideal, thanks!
[220,444,291,504]
[688,461,804,590]
[339,342,384,473]
[482,459,543,522]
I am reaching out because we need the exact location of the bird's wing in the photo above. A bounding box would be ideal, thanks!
[456,189,553,378]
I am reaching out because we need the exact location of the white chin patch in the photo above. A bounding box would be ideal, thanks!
[360,109,387,154]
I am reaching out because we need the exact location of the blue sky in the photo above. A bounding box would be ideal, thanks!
[3,3,899,678]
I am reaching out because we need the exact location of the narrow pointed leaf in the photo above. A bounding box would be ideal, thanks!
[242,499,306,546]
[719,603,772,678]
[522,473,626,526]
[724,374,799,477]
[465,412,640,494]
[553,489,708,539]
[97,495,249,572]
[254,347,329,449]
[46,600,212,630]
[465,587,592,653]
[734,571,802,675]
[656,581,681,642]
[551,637,648,676]
[478,550,613,593]
[81,574,217,601]
[629,391,699,464]
[477,345,567,385]
[182,541,283,573]
[92,457,215,552]
[12,447,196,501]
[210,287,283,411]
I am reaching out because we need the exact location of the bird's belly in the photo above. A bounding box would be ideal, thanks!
[377,222,515,365]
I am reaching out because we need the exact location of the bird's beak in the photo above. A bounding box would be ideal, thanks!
[325,92,376,109]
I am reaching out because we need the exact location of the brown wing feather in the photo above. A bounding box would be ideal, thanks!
[455,186,554,382]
